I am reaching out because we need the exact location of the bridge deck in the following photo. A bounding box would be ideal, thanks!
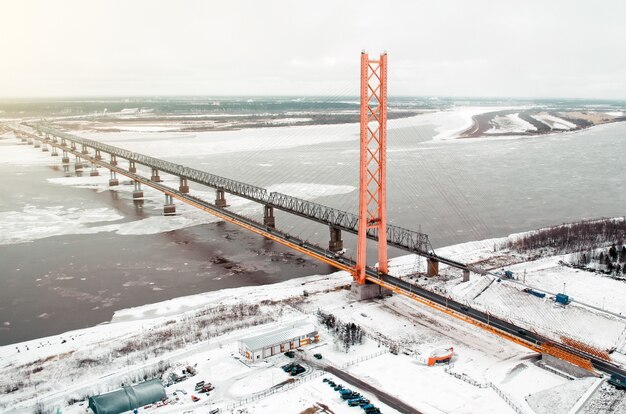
[30,124,475,272]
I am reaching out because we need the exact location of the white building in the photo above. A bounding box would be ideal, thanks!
[238,322,319,361]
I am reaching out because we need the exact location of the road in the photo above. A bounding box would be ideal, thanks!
[305,358,421,414]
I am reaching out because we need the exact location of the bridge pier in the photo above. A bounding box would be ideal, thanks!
[62,151,70,164]
[95,149,102,160]
[263,205,275,228]
[63,164,71,176]
[351,281,392,300]
[20,136,27,143]
[427,258,439,277]
[51,146,58,156]
[74,156,83,171]
[71,142,77,151]
[89,163,99,176]
[42,142,49,152]
[179,177,189,193]
[109,170,119,186]
[129,160,137,173]
[33,140,40,148]
[462,269,470,282]
[215,188,227,208]
[163,194,176,216]
[150,168,161,182]
[328,226,343,252]
[61,138,67,147]
[81,144,89,155]
[110,154,118,166]
[44,133,50,141]
[52,136,58,144]
[132,181,143,199]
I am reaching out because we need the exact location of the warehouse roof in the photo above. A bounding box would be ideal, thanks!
[240,322,317,350]
[88,379,166,414]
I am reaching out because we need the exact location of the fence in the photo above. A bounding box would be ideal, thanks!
[444,364,530,414]
[226,369,325,410]
[341,349,388,369]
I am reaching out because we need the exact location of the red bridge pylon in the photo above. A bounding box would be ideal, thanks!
[356,51,388,285]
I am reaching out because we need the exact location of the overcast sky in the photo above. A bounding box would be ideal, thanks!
[1,0,624,99]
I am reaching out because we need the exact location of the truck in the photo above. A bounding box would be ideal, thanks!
[608,373,626,390]
[555,293,571,305]
[348,397,369,406]
[339,388,353,396]
[523,288,546,299]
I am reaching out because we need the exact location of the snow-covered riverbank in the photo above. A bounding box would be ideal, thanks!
[3,228,626,414]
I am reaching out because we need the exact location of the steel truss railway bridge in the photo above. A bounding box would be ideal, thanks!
[8,52,626,381]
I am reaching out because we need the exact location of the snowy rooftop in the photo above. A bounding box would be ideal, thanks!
[239,321,317,351]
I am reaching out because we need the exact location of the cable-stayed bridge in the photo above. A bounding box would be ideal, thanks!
[7,52,626,381]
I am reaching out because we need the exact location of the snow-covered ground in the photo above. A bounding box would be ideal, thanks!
[389,233,626,353]
[531,113,577,130]
[485,113,537,134]
[5,228,625,413]
[0,267,572,414]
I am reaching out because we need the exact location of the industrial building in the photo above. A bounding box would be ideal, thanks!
[88,379,166,414]
[238,321,319,361]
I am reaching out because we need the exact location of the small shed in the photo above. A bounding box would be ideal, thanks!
[238,322,319,361]
[88,379,166,414]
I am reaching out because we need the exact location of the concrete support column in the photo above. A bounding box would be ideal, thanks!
[263,205,275,228]
[42,142,49,152]
[61,151,70,164]
[110,154,118,166]
[89,163,99,176]
[95,149,102,160]
[427,258,440,277]
[163,194,176,216]
[74,156,83,171]
[215,188,227,208]
[150,168,161,182]
[462,269,470,282]
[81,144,89,155]
[179,177,189,193]
[129,160,137,173]
[328,226,343,252]
[132,181,143,199]
[351,281,393,300]
[109,170,119,186]
[51,146,58,156]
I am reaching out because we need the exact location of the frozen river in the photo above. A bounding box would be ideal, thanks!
[1,111,625,345]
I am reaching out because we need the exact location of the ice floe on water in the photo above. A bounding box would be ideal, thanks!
[0,205,124,245]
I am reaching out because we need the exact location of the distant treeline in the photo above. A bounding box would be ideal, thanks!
[504,218,626,253]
